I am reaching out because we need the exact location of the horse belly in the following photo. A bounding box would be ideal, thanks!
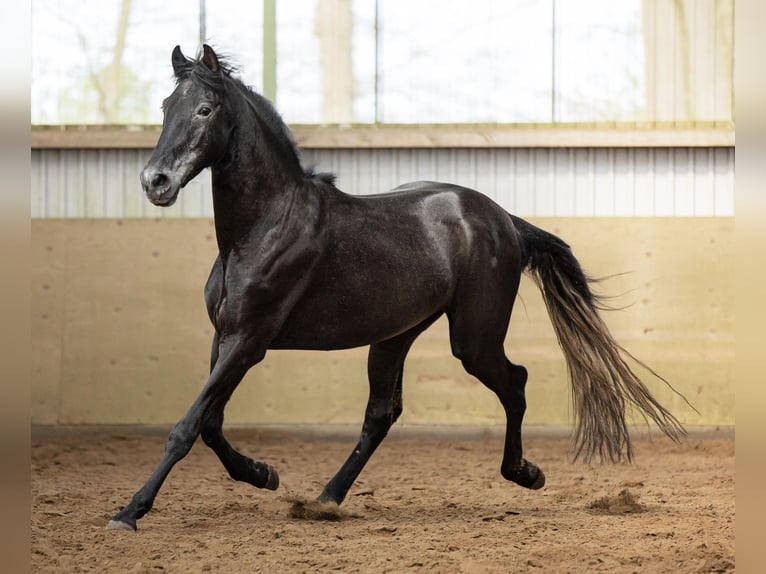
[270,263,452,350]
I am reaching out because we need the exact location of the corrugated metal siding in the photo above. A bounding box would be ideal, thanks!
[31,147,734,218]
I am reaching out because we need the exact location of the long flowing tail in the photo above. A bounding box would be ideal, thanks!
[511,215,687,463]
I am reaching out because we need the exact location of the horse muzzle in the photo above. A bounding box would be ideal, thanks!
[140,167,181,207]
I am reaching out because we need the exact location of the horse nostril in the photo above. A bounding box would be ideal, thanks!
[151,173,169,189]
[140,168,171,193]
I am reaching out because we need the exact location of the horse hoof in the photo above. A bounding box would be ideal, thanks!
[263,464,280,490]
[502,459,545,490]
[106,519,136,532]
[528,467,545,490]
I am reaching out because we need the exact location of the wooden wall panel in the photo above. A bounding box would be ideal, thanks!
[31,217,733,427]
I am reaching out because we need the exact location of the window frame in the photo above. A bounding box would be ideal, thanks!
[31,122,734,150]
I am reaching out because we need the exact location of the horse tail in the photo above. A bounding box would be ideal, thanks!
[510,215,687,463]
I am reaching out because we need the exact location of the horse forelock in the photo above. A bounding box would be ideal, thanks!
[173,51,235,94]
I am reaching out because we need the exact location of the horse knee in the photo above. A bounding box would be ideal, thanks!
[165,421,197,459]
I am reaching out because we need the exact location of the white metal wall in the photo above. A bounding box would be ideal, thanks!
[31,147,734,218]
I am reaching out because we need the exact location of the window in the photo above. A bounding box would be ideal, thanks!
[31,0,734,126]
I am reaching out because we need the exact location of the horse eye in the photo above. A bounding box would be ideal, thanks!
[197,106,212,117]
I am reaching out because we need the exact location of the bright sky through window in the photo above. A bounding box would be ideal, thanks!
[31,0,732,126]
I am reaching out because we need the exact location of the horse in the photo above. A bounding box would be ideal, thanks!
[107,45,686,531]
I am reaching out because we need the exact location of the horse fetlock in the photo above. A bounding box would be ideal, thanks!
[236,458,279,490]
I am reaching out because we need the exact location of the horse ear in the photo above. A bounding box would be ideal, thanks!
[201,44,221,74]
[171,45,186,77]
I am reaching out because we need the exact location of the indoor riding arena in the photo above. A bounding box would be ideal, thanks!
[31,1,734,572]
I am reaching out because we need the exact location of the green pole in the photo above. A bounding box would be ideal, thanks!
[263,0,277,101]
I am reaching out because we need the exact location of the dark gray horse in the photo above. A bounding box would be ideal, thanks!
[108,45,685,531]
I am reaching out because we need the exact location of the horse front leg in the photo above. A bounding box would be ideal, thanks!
[107,340,261,531]
[195,332,280,489]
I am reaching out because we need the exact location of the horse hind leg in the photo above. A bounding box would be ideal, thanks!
[448,311,545,491]
[317,342,407,505]
[318,317,436,505]
[496,359,545,489]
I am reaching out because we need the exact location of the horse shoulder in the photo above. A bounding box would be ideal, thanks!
[213,208,328,338]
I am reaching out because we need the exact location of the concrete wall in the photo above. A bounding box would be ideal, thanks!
[31,217,733,427]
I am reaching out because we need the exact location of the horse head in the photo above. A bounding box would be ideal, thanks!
[141,44,232,206]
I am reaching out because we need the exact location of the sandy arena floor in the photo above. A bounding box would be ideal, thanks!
[31,426,734,573]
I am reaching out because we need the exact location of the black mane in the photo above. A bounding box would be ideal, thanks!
[174,49,336,186]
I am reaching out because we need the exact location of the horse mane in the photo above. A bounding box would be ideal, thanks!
[174,49,337,187]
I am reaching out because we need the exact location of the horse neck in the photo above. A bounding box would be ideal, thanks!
[210,99,307,255]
